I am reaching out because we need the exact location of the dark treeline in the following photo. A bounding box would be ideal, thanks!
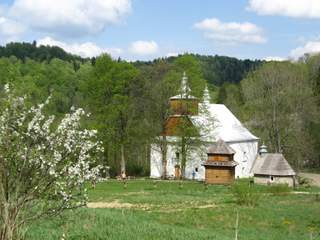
[0,42,262,85]
[0,42,319,175]
[0,42,87,71]
[134,54,263,86]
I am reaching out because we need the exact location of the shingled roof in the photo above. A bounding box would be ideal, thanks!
[203,160,238,167]
[207,139,236,155]
[251,153,295,176]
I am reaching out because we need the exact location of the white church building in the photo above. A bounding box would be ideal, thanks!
[150,73,259,180]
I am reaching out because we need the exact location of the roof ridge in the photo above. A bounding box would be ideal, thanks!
[207,139,236,155]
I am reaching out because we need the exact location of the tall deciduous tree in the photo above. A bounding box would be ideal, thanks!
[305,54,320,167]
[143,60,176,178]
[81,55,139,175]
[165,55,208,178]
[242,61,318,169]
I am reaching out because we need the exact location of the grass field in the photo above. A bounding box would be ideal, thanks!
[26,179,320,240]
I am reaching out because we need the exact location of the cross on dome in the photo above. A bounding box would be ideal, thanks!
[180,71,191,96]
[170,72,197,100]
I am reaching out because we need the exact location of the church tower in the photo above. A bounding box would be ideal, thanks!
[169,72,199,115]
[163,72,199,136]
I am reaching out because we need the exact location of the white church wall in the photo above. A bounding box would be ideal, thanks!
[150,143,207,179]
[184,148,206,180]
[166,144,178,178]
[229,140,258,178]
[151,140,258,179]
[150,144,162,178]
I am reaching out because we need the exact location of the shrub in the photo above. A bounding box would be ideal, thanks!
[297,176,311,187]
[0,86,103,240]
[108,166,118,178]
[231,182,260,207]
[127,164,144,176]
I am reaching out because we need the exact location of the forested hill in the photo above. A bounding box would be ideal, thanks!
[0,42,87,63]
[0,41,319,175]
[0,42,263,85]
[134,54,263,85]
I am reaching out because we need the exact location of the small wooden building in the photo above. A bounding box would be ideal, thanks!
[251,148,296,187]
[203,139,238,184]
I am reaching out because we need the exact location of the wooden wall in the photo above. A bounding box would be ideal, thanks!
[208,155,233,162]
[169,99,199,115]
[162,116,194,136]
[205,166,235,184]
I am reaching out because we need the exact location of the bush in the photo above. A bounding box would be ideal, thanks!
[126,164,144,177]
[232,181,260,207]
[297,176,311,187]
[108,166,118,178]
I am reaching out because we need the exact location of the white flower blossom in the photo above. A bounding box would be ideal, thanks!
[0,88,104,219]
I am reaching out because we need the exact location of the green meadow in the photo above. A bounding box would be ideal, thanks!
[26,180,320,240]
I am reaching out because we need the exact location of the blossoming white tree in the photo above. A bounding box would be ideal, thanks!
[0,85,103,240]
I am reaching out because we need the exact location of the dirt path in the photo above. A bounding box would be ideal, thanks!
[87,200,216,211]
[299,173,320,186]
[87,200,151,210]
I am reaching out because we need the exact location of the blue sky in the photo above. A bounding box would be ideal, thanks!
[0,0,320,60]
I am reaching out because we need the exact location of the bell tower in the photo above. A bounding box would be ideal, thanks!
[163,72,199,136]
[169,72,199,115]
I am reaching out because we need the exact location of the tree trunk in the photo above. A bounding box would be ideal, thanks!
[120,144,126,175]
[1,224,14,240]
[181,137,186,179]
[1,203,15,240]
[145,144,149,166]
[161,136,168,179]
[0,159,16,240]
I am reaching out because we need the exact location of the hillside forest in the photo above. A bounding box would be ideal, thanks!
[0,42,319,176]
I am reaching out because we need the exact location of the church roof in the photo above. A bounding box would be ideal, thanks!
[190,103,259,143]
[170,94,197,100]
[207,139,236,155]
[251,153,296,176]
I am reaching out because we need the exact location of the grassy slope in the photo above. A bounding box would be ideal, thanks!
[26,180,320,240]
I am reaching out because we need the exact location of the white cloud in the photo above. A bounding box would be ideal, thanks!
[194,18,266,44]
[166,52,179,57]
[38,37,122,58]
[129,41,159,55]
[264,56,287,62]
[290,41,320,59]
[247,0,320,18]
[8,0,131,37]
[0,17,25,43]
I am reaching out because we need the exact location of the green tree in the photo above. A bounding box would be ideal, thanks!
[81,55,139,175]
[305,54,320,167]
[165,55,208,178]
[242,61,318,169]
[141,60,176,178]
[217,83,245,119]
